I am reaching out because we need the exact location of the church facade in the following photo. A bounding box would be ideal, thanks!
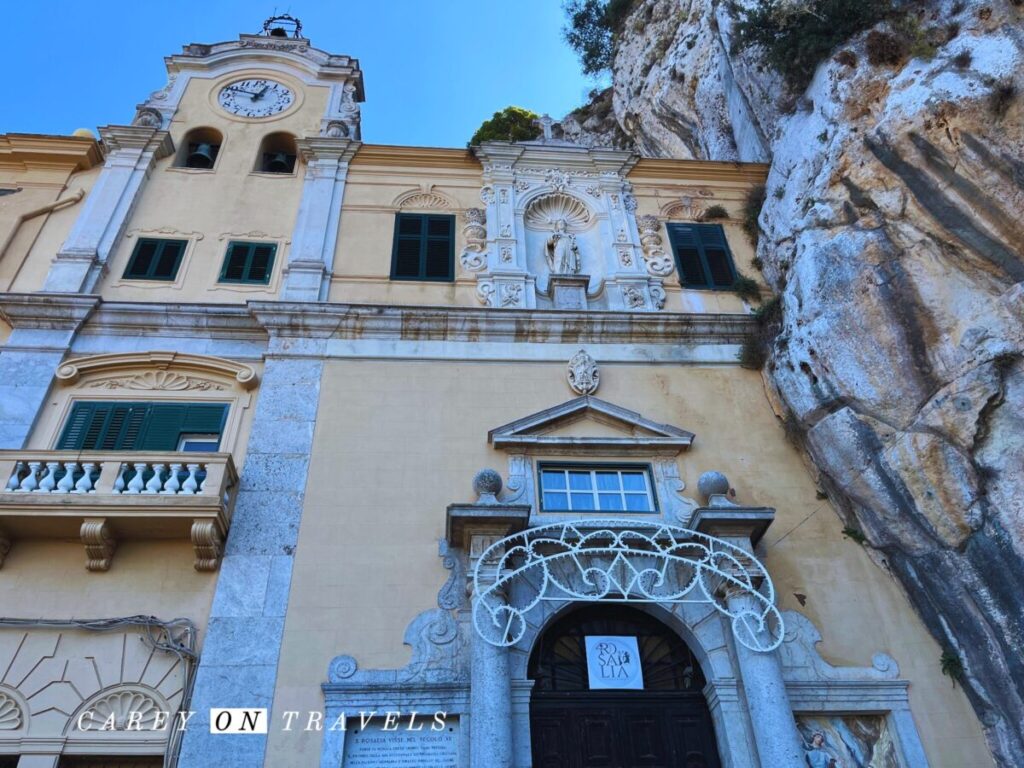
[0,21,991,768]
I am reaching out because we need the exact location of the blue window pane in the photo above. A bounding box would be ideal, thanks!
[571,493,595,510]
[598,493,623,511]
[625,494,652,512]
[568,472,592,491]
[542,471,566,490]
[595,472,619,491]
[544,492,568,510]
[621,473,646,491]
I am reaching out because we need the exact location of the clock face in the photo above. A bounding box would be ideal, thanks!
[217,79,295,118]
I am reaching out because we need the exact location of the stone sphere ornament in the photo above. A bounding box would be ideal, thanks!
[473,469,503,505]
[697,471,730,502]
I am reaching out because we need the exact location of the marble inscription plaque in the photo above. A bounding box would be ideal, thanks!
[343,719,459,768]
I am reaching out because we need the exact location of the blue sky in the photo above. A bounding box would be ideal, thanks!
[1,1,602,148]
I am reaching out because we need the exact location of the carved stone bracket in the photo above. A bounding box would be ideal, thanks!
[0,530,10,570]
[460,208,487,272]
[81,518,116,571]
[191,520,223,572]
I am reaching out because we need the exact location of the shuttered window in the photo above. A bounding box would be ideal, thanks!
[219,241,277,284]
[123,238,186,281]
[666,224,737,290]
[390,213,455,281]
[57,402,228,451]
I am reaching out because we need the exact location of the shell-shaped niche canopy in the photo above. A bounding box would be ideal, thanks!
[524,193,593,232]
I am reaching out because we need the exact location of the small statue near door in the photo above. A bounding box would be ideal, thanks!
[545,218,581,274]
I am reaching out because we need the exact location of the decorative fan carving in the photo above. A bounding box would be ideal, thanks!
[87,689,163,730]
[524,193,592,232]
[393,185,456,210]
[0,692,23,730]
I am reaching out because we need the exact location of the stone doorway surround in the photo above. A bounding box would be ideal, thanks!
[321,482,931,768]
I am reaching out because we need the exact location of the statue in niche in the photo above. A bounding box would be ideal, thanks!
[545,218,581,274]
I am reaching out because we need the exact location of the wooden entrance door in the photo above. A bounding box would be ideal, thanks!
[529,606,722,768]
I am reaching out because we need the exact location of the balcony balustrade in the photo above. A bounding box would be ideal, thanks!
[0,450,237,571]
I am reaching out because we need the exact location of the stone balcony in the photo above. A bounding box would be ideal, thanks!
[0,450,237,571]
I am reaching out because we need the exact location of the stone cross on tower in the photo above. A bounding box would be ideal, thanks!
[538,114,555,141]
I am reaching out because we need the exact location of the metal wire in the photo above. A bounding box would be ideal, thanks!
[0,616,198,768]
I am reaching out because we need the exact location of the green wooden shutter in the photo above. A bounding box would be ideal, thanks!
[698,225,736,288]
[667,225,710,287]
[391,214,454,281]
[221,243,250,281]
[57,402,148,450]
[123,239,186,281]
[58,402,228,451]
[138,403,228,450]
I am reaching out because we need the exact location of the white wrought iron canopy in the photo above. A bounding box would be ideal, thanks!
[471,519,784,653]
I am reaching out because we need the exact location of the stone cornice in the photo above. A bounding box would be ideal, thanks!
[247,301,757,344]
[629,158,770,184]
[0,134,104,173]
[84,301,264,339]
[97,126,174,159]
[297,137,361,164]
[0,293,99,330]
[351,144,481,170]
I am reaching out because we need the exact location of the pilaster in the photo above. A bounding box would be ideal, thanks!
[0,293,99,448]
[281,137,360,302]
[43,126,173,293]
[178,317,325,766]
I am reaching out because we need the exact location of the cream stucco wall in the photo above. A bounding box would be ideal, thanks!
[0,538,216,637]
[267,358,989,767]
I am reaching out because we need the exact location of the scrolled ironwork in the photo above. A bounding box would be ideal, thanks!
[471,519,784,652]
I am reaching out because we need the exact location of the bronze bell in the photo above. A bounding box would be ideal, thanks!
[186,143,216,169]
[265,152,291,173]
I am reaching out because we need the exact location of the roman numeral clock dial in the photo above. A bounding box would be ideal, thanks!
[217,79,295,118]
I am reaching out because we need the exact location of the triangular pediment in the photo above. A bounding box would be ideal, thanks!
[488,396,694,455]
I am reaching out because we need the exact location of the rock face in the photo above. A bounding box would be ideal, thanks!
[571,0,1024,763]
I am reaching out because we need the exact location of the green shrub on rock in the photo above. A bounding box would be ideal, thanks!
[732,0,892,91]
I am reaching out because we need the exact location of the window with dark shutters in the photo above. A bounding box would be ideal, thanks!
[390,213,455,281]
[218,242,277,284]
[57,402,228,451]
[666,223,737,290]
[123,239,187,281]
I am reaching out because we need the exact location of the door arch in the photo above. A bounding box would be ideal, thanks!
[528,604,721,768]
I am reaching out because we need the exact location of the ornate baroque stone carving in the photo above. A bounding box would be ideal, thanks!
[86,371,226,391]
[56,352,258,390]
[460,208,487,272]
[524,193,592,232]
[638,215,675,277]
[567,349,600,395]
[623,285,646,309]
[132,108,164,128]
[394,185,455,210]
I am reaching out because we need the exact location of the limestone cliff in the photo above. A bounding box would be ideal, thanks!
[569,0,1024,763]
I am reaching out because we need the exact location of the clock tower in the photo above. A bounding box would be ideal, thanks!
[43,16,365,300]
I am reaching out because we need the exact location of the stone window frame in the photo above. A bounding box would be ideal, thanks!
[29,353,258,459]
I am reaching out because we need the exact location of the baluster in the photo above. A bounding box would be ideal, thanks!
[6,462,25,492]
[113,463,128,493]
[56,462,77,493]
[181,464,200,495]
[73,462,97,493]
[125,463,147,494]
[144,463,166,494]
[197,464,208,493]
[16,462,42,492]
[35,462,60,493]
[161,463,183,495]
